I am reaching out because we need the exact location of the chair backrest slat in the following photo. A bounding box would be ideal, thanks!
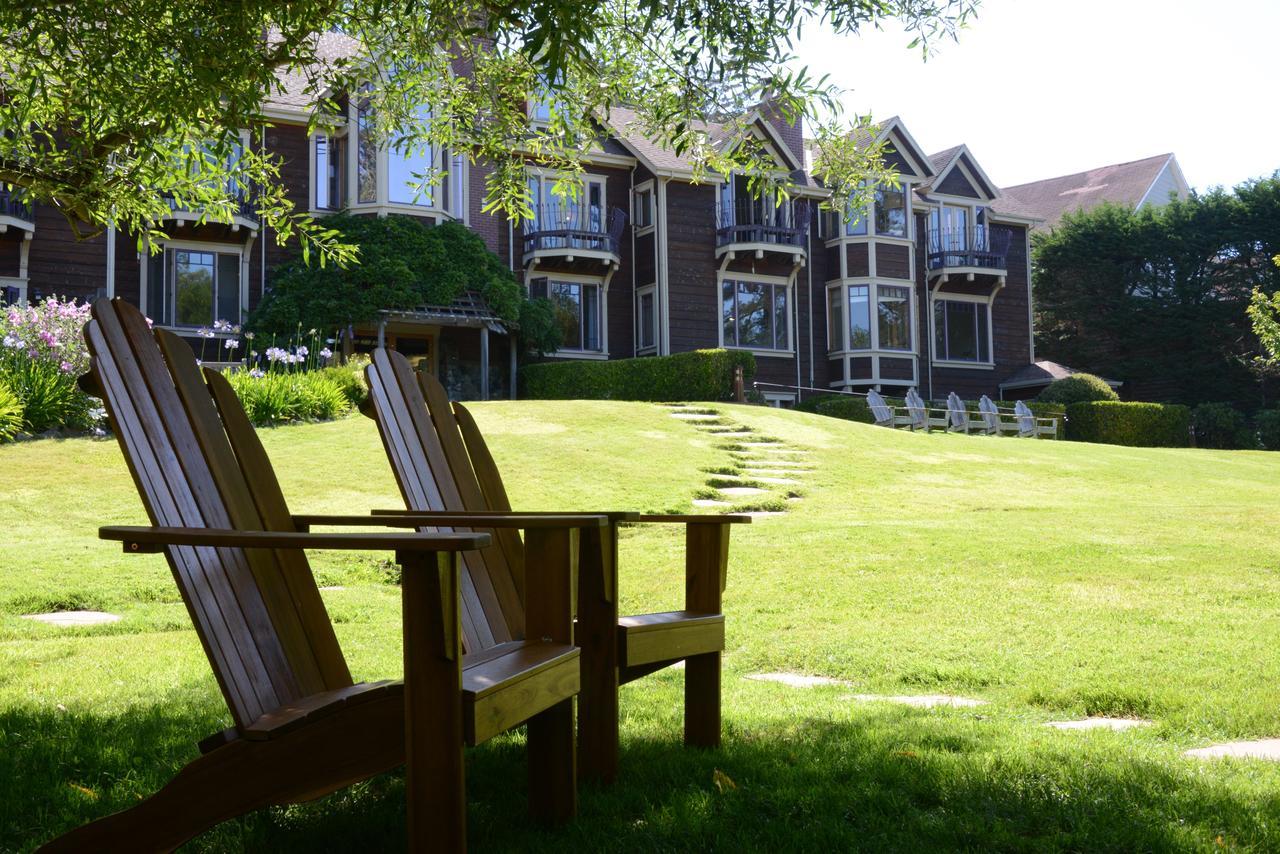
[85,299,351,728]
[979,395,1000,432]
[365,349,522,650]
[452,402,526,600]
[946,392,966,431]
[865,390,893,425]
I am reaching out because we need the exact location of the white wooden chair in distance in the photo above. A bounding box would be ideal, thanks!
[866,389,911,429]
[903,388,931,432]
[979,395,1020,436]
[918,390,951,431]
[946,391,981,434]
[1015,400,1059,439]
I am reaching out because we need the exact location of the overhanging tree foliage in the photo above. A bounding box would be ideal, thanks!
[0,1,976,264]
[1033,177,1280,408]
[249,214,560,354]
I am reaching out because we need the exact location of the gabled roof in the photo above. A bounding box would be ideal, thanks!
[994,154,1187,229]
[264,30,363,116]
[919,144,1000,201]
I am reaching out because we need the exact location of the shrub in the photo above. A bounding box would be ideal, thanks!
[1256,409,1280,451]
[1191,402,1254,449]
[2,359,94,433]
[223,370,355,426]
[0,380,21,441]
[1037,373,1119,406]
[815,396,875,424]
[0,297,96,434]
[312,357,369,407]
[520,349,755,402]
[1065,401,1190,447]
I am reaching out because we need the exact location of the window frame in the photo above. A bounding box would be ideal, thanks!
[718,275,793,356]
[150,240,246,332]
[931,293,994,366]
[529,272,610,359]
[633,180,655,234]
[824,281,915,355]
[636,283,657,353]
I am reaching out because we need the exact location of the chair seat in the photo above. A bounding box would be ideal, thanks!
[617,610,725,669]
[463,640,580,746]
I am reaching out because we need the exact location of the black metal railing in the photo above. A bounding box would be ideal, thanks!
[0,186,34,223]
[523,203,627,256]
[715,198,809,248]
[163,192,258,222]
[926,225,1011,271]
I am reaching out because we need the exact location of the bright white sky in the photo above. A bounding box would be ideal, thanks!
[794,0,1280,191]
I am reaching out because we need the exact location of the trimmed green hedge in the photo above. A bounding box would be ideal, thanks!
[815,396,875,423]
[520,349,756,401]
[1037,373,1118,405]
[1065,401,1190,447]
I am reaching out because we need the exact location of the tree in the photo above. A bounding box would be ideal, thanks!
[1033,177,1280,408]
[0,1,975,264]
[249,214,560,354]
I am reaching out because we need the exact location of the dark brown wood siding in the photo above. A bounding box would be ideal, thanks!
[935,165,981,199]
[876,243,911,280]
[25,207,107,301]
[664,181,719,354]
[0,234,20,279]
[845,243,869,277]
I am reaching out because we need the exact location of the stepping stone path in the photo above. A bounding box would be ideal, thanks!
[663,404,814,517]
[22,611,120,627]
[747,672,850,688]
[1185,739,1280,760]
[1046,718,1151,731]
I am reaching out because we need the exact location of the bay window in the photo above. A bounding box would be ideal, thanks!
[848,285,872,349]
[874,186,907,237]
[314,133,345,211]
[934,298,991,363]
[722,279,789,351]
[147,247,242,329]
[348,92,465,217]
[822,180,909,240]
[877,285,912,351]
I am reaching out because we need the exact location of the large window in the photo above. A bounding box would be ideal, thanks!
[874,186,907,237]
[722,279,789,351]
[877,285,911,351]
[349,91,463,216]
[527,172,606,245]
[934,298,991,362]
[634,184,654,230]
[637,287,656,351]
[314,134,345,211]
[848,285,871,349]
[148,247,242,329]
[388,103,435,205]
[545,280,602,352]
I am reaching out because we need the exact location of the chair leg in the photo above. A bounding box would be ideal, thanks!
[684,651,722,748]
[526,698,577,823]
[39,694,405,854]
[577,526,620,784]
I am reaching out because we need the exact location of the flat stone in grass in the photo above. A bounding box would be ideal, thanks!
[669,412,721,421]
[716,486,769,497]
[753,476,800,485]
[746,672,850,688]
[850,693,986,708]
[692,499,731,508]
[23,611,120,627]
[1046,718,1152,731]
[1185,739,1280,760]
[318,585,346,591]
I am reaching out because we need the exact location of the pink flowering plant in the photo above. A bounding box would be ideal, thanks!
[0,297,99,434]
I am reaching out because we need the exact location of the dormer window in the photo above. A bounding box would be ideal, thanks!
[529,74,565,128]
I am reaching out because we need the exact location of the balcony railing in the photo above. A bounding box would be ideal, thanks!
[0,186,34,223]
[162,192,258,223]
[926,225,1011,271]
[522,203,627,257]
[715,198,809,249]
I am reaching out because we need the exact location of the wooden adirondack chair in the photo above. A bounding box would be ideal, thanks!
[945,391,979,433]
[979,395,1020,436]
[908,388,949,431]
[44,298,595,853]
[362,349,750,785]
[1014,399,1059,438]
[865,389,910,428]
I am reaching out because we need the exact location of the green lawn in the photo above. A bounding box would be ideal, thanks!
[4,402,1280,851]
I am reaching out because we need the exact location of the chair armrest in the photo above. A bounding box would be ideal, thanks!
[99,525,490,554]
[635,514,752,525]
[295,512,612,530]
[371,508,640,524]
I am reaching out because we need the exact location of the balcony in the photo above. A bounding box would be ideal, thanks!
[161,192,259,235]
[0,186,35,234]
[714,198,809,261]
[926,225,1011,282]
[522,203,627,267]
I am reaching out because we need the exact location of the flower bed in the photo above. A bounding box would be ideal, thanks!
[0,298,99,437]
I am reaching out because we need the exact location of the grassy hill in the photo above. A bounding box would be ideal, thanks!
[4,402,1280,850]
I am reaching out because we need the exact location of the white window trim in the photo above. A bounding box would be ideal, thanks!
[633,179,656,236]
[824,279,917,357]
[823,177,915,246]
[716,271,795,357]
[152,239,248,333]
[541,270,610,359]
[635,282,657,354]
[930,290,996,368]
[344,95,464,221]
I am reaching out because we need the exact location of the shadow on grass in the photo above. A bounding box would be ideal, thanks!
[5,703,1278,852]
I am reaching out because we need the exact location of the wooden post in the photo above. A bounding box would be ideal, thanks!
[575,523,619,784]
[684,523,730,748]
[479,326,490,401]
[523,528,578,823]
[400,551,465,852]
[509,334,518,400]
[733,366,745,403]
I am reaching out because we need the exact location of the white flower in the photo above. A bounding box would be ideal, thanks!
[224,339,240,350]
[319,347,333,359]
[245,331,255,341]
[249,369,265,379]
[213,319,230,332]
[296,345,308,357]
[2,335,16,348]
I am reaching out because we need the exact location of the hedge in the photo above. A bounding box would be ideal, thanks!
[519,349,755,401]
[1037,373,1118,405]
[1065,401,1190,447]
[815,396,875,423]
